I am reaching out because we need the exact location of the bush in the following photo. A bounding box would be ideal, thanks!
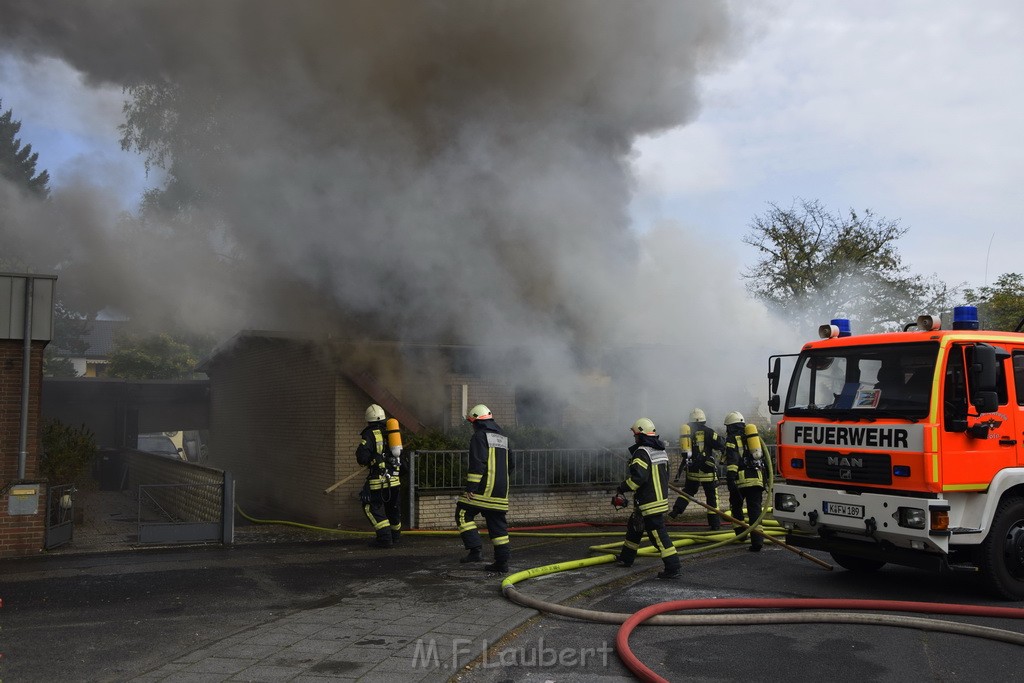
[40,420,98,484]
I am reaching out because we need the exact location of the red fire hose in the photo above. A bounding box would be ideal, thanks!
[616,598,1024,683]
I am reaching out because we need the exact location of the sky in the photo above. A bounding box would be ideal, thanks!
[3,2,1021,294]
[0,1,1021,431]
[630,0,1024,292]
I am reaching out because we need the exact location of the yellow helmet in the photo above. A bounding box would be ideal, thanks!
[466,404,492,422]
[630,417,657,436]
[689,408,706,423]
[365,404,386,422]
[724,411,745,426]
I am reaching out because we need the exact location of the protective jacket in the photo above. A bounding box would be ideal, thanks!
[357,421,400,491]
[617,435,670,516]
[681,422,725,483]
[724,423,765,489]
[459,418,512,511]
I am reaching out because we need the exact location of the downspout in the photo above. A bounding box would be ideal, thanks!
[18,276,33,480]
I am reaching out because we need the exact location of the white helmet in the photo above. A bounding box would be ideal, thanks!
[724,411,745,426]
[466,404,492,422]
[689,408,706,423]
[365,404,386,423]
[630,417,657,436]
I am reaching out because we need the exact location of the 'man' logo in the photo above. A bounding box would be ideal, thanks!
[827,456,863,468]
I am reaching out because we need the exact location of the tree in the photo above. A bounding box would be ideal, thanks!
[107,332,198,380]
[0,98,50,197]
[964,273,1024,332]
[742,199,957,334]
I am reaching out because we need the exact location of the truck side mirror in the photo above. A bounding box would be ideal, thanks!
[970,344,998,391]
[973,390,999,414]
[768,395,781,412]
[769,357,781,394]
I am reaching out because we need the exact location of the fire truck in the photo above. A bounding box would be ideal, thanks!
[768,306,1024,599]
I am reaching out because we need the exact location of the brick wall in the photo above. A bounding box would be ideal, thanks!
[413,484,719,529]
[206,337,342,527]
[445,378,516,428]
[0,340,47,558]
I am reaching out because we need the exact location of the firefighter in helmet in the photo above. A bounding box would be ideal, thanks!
[723,411,766,552]
[456,404,514,572]
[356,404,402,548]
[612,418,682,579]
[668,408,726,530]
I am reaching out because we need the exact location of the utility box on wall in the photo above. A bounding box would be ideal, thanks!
[0,273,56,341]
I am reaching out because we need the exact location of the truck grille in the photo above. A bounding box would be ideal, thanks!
[805,450,892,485]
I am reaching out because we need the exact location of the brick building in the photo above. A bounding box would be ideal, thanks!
[199,331,520,528]
[0,273,55,558]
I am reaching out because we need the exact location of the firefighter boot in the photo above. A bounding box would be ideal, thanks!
[459,547,482,564]
[657,554,682,580]
[390,528,401,546]
[668,498,687,520]
[748,527,763,552]
[707,513,721,531]
[615,545,637,568]
[368,529,393,549]
[483,545,510,573]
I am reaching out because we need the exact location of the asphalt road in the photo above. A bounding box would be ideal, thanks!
[467,543,1024,682]
[2,533,1023,682]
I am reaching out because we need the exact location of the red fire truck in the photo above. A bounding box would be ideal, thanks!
[768,306,1024,599]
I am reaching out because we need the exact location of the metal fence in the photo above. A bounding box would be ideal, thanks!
[409,448,627,491]
[410,444,779,492]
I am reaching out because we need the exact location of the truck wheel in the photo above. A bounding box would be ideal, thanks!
[829,552,885,572]
[978,497,1024,601]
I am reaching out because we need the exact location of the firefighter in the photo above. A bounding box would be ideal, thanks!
[456,404,513,572]
[612,418,682,579]
[356,403,402,548]
[668,408,725,529]
[723,411,766,552]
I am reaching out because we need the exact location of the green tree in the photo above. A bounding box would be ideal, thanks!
[40,419,98,484]
[0,98,50,197]
[964,273,1024,332]
[742,199,957,333]
[107,332,198,379]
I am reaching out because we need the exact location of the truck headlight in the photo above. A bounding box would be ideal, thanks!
[775,492,799,512]
[896,507,926,529]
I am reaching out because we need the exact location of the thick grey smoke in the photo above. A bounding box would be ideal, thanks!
[1,1,798,434]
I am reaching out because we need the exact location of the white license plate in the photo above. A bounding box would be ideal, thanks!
[822,501,864,518]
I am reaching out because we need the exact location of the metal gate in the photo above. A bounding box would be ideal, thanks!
[44,484,75,549]
[136,474,234,545]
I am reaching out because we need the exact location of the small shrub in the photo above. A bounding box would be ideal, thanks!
[40,420,98,484]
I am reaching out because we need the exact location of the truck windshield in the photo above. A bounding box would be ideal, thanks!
[786,342,940,420]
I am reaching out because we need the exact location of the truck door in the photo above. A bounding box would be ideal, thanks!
[1011,349,1024,467]
[939,343,1017,488]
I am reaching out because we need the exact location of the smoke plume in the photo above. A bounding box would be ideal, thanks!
[1,1,797,434]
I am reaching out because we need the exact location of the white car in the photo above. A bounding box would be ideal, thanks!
[137,433,186,461]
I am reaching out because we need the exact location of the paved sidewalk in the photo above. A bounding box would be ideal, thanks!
[28,486,662,682]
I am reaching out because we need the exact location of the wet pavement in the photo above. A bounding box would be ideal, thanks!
[1,486,662,681]
[4,487,1023,682]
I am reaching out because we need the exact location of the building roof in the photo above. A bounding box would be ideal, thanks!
[52,319,127,359]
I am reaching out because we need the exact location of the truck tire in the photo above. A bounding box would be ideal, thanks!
[978,497,1024,601]
[829,552,885,573]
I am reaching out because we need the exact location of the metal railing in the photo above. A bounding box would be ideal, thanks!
[410,448,626,490]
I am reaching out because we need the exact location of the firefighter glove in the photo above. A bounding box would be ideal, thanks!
[612,493,628,510]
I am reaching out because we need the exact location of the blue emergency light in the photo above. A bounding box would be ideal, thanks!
[952,306,980,330]
[831,318,852,337]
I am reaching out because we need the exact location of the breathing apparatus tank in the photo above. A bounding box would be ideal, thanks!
[386,418,403,458]
[744,422,763,459]
[679,423,692,455]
